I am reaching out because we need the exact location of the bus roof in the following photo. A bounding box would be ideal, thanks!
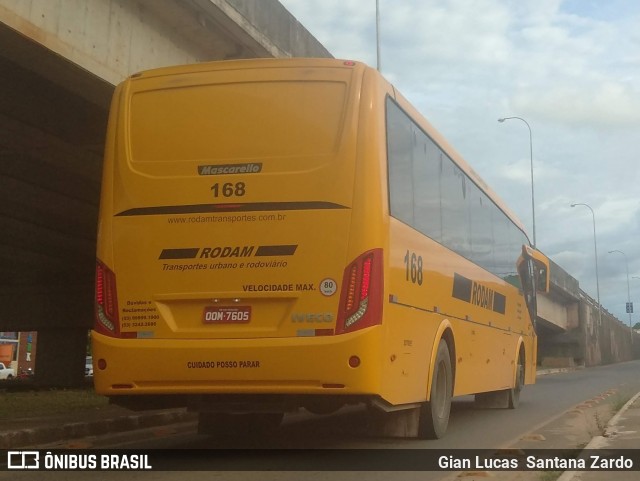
[128,57,363,80]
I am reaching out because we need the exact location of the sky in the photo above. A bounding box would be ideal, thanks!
[279,0,640,325]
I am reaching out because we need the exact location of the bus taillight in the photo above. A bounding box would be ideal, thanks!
[95,260,120,337]
[336,249,383,334]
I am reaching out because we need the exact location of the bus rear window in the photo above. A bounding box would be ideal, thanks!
[129,81,347,162]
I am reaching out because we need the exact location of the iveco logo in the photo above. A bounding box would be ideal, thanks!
[291,313,334,323]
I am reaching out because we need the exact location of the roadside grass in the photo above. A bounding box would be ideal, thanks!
[0,388,109,421]
[539,471,562,481]
[611,393,630,414]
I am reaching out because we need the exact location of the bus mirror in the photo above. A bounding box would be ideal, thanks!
[535,264,549,293]
[522,246,550,293]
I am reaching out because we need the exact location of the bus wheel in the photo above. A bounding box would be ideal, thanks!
[508,355,525,409]
[418,339,452,439]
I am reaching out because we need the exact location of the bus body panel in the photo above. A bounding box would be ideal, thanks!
[384,219,534,400]
[111,208,353,340]
[93,58,541,418]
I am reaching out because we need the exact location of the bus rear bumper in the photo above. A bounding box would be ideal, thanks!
[91,329,383,399]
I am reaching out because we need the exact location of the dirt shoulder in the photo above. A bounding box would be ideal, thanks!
[443,382,640,481]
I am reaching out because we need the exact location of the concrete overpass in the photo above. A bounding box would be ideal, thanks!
[537,261,639,367]
[0,0,636,386]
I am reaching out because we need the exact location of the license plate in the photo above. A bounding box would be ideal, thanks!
[203,306,251,324]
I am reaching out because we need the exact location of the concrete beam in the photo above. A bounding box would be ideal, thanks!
[0,20,113,109]
[219,0,332,58]
[0,0,331,96]
[536,294,568,331]
[548,258,580,301]
[0,0,206,87]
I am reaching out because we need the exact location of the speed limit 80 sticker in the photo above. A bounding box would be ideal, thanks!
[319,278,338,297]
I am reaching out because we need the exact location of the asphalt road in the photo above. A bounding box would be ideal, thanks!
[3,360,640,481]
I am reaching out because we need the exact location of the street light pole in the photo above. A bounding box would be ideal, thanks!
[570,203,602,326]
[498,116,536,247]
[632,276,640,334]
[375,0,381,72]
[609,250,633,342]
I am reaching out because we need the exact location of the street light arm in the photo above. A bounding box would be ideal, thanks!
[499,116,535,247]
[498,116,532,132]
[571,203,594,216]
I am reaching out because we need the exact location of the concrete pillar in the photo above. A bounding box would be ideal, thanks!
[35,328,88,387]
[579,300,599,366]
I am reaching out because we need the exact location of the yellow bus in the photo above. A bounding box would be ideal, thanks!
[92,58,549,439]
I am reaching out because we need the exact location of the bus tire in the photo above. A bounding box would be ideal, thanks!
[418,339,453,439]
[508,352,525,409]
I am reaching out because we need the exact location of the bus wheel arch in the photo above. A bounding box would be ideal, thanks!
[419,324,455,439]
[440,327,456,387]
[425,322,456,400]
[508,341,526,409]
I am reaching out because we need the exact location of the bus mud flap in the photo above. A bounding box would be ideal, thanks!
[474,389,510,409]
[368,407,421,438]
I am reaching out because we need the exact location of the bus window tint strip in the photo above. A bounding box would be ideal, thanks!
[115,201,349,217]
[255,245,298,257]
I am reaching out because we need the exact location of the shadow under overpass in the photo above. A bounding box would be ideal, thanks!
[0,25,112,385]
